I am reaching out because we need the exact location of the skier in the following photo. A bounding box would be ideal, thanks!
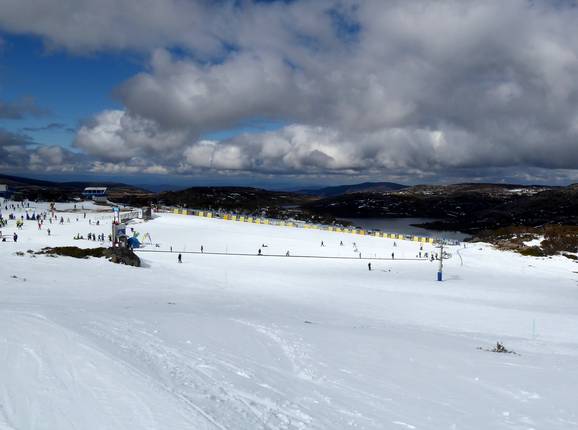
[340,240,343,246]
[321,241,325,247]
[368,262,372,271]
[286,250,290,256]
[47,228,51,236]
[391,252,395,260]
[200,245,204,253]
[178,253,182,263]
[13,232,17,243]
[258,248,262,256]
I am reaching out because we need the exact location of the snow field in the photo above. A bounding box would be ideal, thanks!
[1,200,577,429]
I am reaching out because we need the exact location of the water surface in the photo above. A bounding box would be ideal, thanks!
[341,217,470,241]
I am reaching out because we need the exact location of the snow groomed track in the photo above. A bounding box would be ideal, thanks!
[168,208,441,244]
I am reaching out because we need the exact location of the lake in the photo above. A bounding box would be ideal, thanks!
[340,217,470,241]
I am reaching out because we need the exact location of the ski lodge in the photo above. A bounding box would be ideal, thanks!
[82,187,108,202]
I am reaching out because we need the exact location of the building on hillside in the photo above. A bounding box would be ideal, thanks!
[82,187,108,202]
[0,184,13,199]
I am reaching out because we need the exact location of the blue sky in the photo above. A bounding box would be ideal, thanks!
[0,34,140,146]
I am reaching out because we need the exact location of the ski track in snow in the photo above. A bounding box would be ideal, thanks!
[80,318,316,429]
[232,319,318,382]
[0,311,210,430]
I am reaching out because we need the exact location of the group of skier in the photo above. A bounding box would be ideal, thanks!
[84,232,107,241]
[1,199,112,246]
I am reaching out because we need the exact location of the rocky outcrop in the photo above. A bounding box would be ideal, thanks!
[38,246,141,267]
[105,247,141,267]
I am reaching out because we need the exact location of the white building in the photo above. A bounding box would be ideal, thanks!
[82,187,108,202]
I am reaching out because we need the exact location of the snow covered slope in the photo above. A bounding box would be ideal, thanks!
[1,201,577,429]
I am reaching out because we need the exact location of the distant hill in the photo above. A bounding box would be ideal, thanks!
[0,173,149,190]
[157,186,310,210]
[298,181,407,197]
[135,183,189,193]
[303,182,577,233]
[0,173,64,189]
[0,173,151,201]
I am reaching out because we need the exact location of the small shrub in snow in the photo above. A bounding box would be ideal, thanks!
[478,342,519,355]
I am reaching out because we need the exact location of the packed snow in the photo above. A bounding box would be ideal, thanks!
[1,200,578,430]
[523,237,544,248]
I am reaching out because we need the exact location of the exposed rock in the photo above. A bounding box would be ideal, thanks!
[474,225,578,257]
[105,247,141,267]
[37,246,140,267]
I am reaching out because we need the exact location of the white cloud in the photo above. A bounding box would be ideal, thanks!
[75,110,189,162]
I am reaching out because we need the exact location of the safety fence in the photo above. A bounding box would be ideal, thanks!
[168,207,440,244]
[119,210,142,222]
[134,248,428,261]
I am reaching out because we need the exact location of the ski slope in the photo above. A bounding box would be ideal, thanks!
[1,201,577,429]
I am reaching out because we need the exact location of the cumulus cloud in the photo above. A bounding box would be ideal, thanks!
[0,0,227,56]
[3,0,578,182]
[90,161,169,175]
[75,110,189,162]
[0,127,81,173]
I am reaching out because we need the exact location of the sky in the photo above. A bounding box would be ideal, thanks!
[1,0,578,188]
